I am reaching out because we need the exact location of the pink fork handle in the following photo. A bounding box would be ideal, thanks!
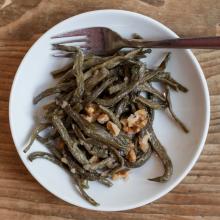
[127,37,220,49]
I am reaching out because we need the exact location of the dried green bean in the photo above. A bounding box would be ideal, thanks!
[72,173,99,206]
[23,123,50,153]
[84,157,114,171]
[52,114,89,165]
[33,81,75,104]
[85,76,118,103]
[165,87,189,133]
[53,44,79,53]
[80,179,89,189]
[98,178,113,187]
[109,147,124,176]
[72,49,85,102]
[108,80,128,95]
[95,75,140,107]
[138,83,166,101]
[36,135,63,159]
[28,151,64,167]
[115,97,129,118]
[51,61,74,78]
[83,49,148,80]
[85,68,109,91]
[148,127,173,182]
[133,96,166,109]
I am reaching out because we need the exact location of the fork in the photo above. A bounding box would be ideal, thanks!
[51,27,220,56]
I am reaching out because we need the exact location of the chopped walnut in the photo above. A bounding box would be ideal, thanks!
[84,103,98,116]
[89,155,99,163]
[70,168,76,173]
[139,133,150,152]
[112,170,129,180]
[121,109,148,134]
[135,109,148,120]
[127,149,137,163]
[83,103,101,123]
[61,157,68,164]
[106,121,120,136]
[97,113,110,124]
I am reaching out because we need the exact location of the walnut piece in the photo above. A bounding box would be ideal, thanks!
[106,121,120,136]
[121,109,148,134]
[139,133,150,152]
[82,103,101,123]
[127,149,137,163]
[112,170,129,180]
[89,155,99,163]
[97,113,110,124]
[84,103,98,116]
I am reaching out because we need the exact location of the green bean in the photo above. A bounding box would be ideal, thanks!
[62,148,103,181]
[84,140,109,159]
[52,114,89,165]
[158,52,170,71]
[80,179,89,189]
[72,124,109,158]
[115,97,129,118]
[165,87,189,133]
[98,178,113,187]
[33,81,75,104]
[85,76,118,103]
[51,61,74,78]
[148,127,173,182]
[36,135,63,159]
[72,173,99,206]
[133,96,166,109]
[72,49,85,102]
[131,62,146,80]
[138,83,166,101]
[58,69,74,83]
[83,56,111,71]
[23,123,50,153]
[84,157,114,171]
[83,49,146,80]
[95,75,140,107]
[85,68,109,91]
[28,151,64,168]
[52,44,79,53]
[159,75,188,92]
[109,147,124,176]
[108,80,128,95]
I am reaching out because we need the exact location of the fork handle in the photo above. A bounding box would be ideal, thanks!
[125,37,220,49]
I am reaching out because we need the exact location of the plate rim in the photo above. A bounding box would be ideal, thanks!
[9,9,210,211]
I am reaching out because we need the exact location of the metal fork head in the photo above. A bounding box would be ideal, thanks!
[51,27,124,56]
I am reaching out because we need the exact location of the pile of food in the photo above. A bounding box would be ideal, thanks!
[24,39,188,206]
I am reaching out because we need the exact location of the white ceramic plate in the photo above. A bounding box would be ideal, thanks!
[9,10,210,211]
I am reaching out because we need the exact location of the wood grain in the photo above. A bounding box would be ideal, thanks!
[0,0,220,219]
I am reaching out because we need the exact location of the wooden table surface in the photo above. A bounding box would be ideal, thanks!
[0,0,220,219]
